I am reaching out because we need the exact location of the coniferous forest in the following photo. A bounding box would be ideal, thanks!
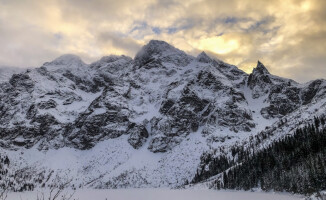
[192,116,326,195]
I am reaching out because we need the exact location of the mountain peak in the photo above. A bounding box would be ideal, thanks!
[98,55,131,63]
[196,51,212,63]
[51,54,84,66]
[134,40,191,66]
[147,40,171,48]
[135,40,175,58]
[42,54,86,72]
[253,60,270,75]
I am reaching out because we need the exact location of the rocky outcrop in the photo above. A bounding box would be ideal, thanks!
[196,51,212,63]
[134,40,192,68]
[9,73,34,92]
[38,99,57,109]
[301,79,326,105]
[247,61,272,98]
[127,123,149,149]
[261,84,301,118]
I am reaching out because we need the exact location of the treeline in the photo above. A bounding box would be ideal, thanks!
[192,116,326,194]
[0,153,37,192]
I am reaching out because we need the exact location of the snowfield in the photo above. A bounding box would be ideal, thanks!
[7,189,303,200]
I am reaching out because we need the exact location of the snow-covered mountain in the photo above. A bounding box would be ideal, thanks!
[0,40,325,190]
[0,66,25,83]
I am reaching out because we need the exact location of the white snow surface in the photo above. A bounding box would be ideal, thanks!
[3,129,209,188]
[7,189,303,200]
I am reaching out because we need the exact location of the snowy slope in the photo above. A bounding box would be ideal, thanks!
[0,66,25,83]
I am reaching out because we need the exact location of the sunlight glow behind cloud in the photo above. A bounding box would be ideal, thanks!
[0,0,325,82]
[196,36,239,55]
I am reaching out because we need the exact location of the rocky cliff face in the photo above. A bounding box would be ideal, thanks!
[0,40,326,189]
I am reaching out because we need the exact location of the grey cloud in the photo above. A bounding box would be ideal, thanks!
[0,0,325,83]
[97,32,143,56]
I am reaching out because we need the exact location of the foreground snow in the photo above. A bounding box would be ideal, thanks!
[8,189,303,200]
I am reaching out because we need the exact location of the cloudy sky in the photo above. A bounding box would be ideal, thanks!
[0,0,325,82]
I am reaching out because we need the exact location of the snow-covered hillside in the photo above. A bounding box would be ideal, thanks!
[0,40,325,190]
[0,66,25,83]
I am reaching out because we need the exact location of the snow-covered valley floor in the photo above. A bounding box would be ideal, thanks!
[7,189,303,200]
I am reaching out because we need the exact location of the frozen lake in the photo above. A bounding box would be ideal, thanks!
[8,188,303,200]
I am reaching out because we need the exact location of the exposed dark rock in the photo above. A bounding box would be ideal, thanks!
[26,104,37,119]
[134,40,192,67]
[127,123,149,149]
[247,61,273,98]
[196,70,224,91]
[196,51,212,63]
[159,99,175,114]
[63,70,99,92]
[9,73,34,92]
[148,135,170,153]
[301,80,323,105]
[38,99,57,109]
[36,67,57,81]
[63,96,82,105]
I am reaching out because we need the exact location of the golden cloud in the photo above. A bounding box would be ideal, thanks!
[0,0,325,82]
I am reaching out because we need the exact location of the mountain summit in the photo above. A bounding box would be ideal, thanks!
[134,40,192,67]
[196,51,212,63]
[253,60,270,74]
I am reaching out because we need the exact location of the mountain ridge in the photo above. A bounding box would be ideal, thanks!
[0,40,325,191]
